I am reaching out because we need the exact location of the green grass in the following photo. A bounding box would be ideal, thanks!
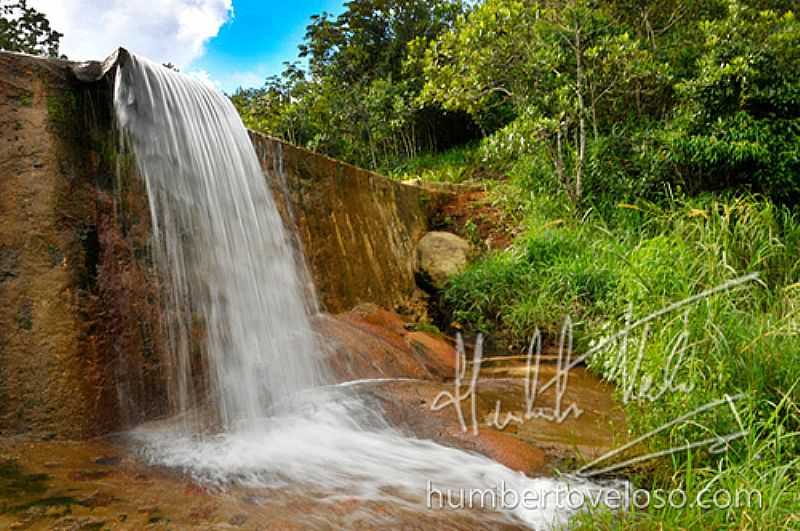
[393,139,800,527]
[572,390,800,529]
[386,143,482,183]
[437,172,800,528]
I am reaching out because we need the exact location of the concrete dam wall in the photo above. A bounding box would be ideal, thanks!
[0,50,438,438]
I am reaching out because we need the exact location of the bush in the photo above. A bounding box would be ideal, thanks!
[662,5,800,202]
[444,196,619,345]
[444,193,800,527]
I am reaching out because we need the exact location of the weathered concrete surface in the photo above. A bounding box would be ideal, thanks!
[251,132,446,314]
[0,50,451,438]
[0,51,168,438]
[0,51,100,438]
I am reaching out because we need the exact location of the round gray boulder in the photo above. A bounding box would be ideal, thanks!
[416,231,471,289]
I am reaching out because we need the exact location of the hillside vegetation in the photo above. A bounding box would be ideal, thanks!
[234,0,800,528]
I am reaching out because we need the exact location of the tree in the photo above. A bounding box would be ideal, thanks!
[0,0,62,57]
[300,0,466,84]
[299,0,471,167]
[231,62,310,145]
[236,0,474,170]
[418,0,665,203]
[665,1,800,201]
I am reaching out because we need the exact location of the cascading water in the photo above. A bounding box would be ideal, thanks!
[114,52,623,529]
[114,52,327,429]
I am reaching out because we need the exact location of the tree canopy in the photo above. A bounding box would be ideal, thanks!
[232,0,476,169]
[233,0,799,204]
[0,0,62,58]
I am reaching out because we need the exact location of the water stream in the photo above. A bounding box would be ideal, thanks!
[113,52,622,529]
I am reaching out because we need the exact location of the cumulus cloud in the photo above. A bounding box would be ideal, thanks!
[185,68,222,89]
[224,70,266,91]
[28,0,233,67]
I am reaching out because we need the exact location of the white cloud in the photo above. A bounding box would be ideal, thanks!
[185,68,221,89]
[28,0,233,68]
[223,70,265,91]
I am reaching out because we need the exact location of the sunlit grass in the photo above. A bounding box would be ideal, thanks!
[386,142,481,183]
[440,177,800,528]
[391,141,800,527]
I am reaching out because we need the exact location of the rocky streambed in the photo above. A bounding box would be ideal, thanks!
[0,305,626,530]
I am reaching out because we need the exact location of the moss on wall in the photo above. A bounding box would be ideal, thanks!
[0,51,168,438]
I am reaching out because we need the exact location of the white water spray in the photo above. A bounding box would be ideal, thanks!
[114,51,622,529]
[114,52,327,429]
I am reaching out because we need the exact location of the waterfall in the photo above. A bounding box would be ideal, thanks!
[114,52,622,529]
[114,52,328,430]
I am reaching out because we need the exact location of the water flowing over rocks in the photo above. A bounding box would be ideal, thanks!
[0,49,450,436]
[0,49,628,529]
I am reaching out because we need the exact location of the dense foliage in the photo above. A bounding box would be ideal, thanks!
[418,0,800,204]
[443,159,800,527]
[668,5,800,202]
[232,1,799,528]
[0,0,62,57]
[235,0,799,207]
[231,0,478,169]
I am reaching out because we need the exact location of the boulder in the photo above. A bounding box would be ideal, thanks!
[416,231,471,288]
[251,132,453,314]
[314,304,458,382]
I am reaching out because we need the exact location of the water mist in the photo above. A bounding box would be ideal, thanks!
[114,51,620,529]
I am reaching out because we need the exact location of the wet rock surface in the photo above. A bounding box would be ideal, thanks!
[316,304,457,382]
[318,304,625,472]
[0,304,626,529]
[0,440,525,530]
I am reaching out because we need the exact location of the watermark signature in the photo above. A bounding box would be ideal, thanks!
[426,480,763,512]
[431,273,759,477]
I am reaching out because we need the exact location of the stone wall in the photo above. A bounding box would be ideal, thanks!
[0,49,440,438]
[0,51,168,438]
[251,132,441,314]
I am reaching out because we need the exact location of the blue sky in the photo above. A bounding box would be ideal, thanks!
[192,0,345,92]
[29,0,345,93]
